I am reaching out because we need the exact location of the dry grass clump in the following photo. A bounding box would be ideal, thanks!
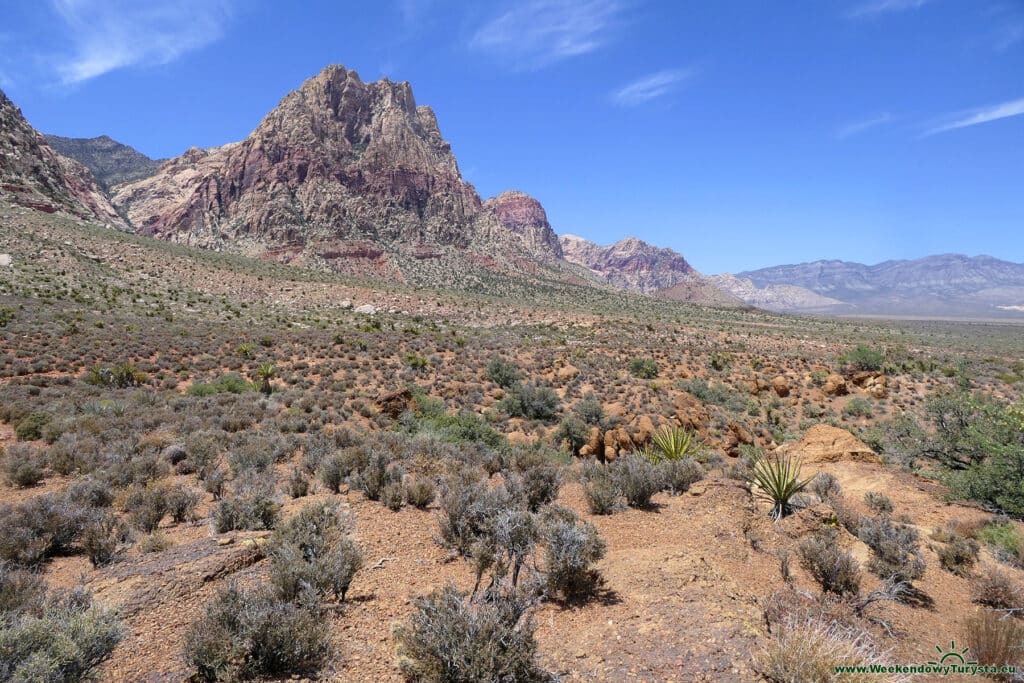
[963,610,1024,680]
[758,614,895,683]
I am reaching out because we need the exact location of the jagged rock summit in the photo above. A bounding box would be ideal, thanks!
[559,234,696,293]
[113,65,561,271]
[0,88,124,226]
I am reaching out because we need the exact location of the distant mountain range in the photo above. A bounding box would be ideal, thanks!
[2,67,1020,319]
[732,255,1024,318]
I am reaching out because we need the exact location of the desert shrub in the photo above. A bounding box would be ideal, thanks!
[393,583,549,683]
[936,534,980,576]
[498,383,561,422]
[972,567,1023,610]
[187,372,252,396]
[83,363,147,388]
[287,467,309,498]
[81,511,128,567]
[138,531,173,554]
[267,502,363,602]
[319,452,347,493]
[355,451,393,501]
[931,394,1024,517]
[629,357,659,379]
[842,398,874,419]
[660,458,703,494]
[750,454,812,520]
[863,491,893,514]
[810,472,841,501]
[575,393,605,426]
[405,476,436,509]
[383,481,406,511]
[840,345,885,372]
[301,431,334,473]
[539,505,606,602]
[757,615,888,683]
[0,494,87,566]
[213,476,278,533]
[47,433,103,476]
[857,514,926,583]
[553,416,587,455]
[580,463,620,515]
[0,562,46,615]
[15,412,50,441]
[183,583,329,681]
[227,432,291,475]
[514,453,561,512]
[204,468,226,500]
[125,485,169,532]
[611,455,663,508]
[978,520,1024,567]
[0,588,125,681]
[166,484,201,524]
[964,610,1024,678]
[437,468,521,558]
[797,531,861,596]
[486,356,521,389]
[2,443,44,487]
[678,379,746,411]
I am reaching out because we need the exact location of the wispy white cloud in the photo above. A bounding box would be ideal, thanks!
[836,112,893,139]
[51,0,232,84]
[610,69,695,107]
[923,96,1024,136]
[470,0,623,69]
[845,0,930,19]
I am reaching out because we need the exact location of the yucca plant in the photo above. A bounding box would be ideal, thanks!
[751,453,813,520]
[253,362,276,396]
[649,425,699,462]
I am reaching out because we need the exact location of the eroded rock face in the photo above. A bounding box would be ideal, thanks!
[559,234,696,293]
[481,190,562,260]
[0,89,124,226]
[779,424,880,465]
[113,66,554,268]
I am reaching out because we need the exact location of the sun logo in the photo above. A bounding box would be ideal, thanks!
[927,641,978,666]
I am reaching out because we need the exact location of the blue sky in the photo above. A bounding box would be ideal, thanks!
[2,0,1022,273]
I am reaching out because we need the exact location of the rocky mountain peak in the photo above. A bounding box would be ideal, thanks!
[113,64,484,253]
[482,190,562,260]
[0,89,124,226]
[559,234,695,293]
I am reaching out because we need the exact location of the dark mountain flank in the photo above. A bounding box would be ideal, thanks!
[44,134,164,190]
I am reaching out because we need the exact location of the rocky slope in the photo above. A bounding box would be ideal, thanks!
[0,89,124,226]
[708,273,848,313]
[112,65,561,275]
[45,134,163,190]
[737,254,1024,317]
[559,234,696,293]
[482,191,562,261]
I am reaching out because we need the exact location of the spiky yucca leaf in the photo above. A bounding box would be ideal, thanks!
[648,426,699,462]
[751,453,813,520]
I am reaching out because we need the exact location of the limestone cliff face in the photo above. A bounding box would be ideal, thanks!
[559,234,696,293]
[113,66,561,266]
[0,89,124,226]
